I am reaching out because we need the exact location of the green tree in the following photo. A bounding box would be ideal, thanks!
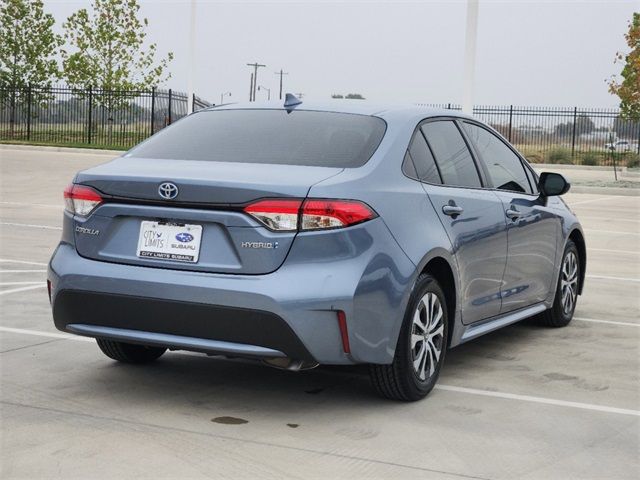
[0,0,61,88]
[61,0,173,92]
[609,12,640,119]
[0,0,62,136]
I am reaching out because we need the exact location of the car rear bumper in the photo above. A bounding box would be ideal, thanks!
[55,290,314,361]
[48,219,416,365]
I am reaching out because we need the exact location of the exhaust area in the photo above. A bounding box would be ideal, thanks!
[263,357,319,371]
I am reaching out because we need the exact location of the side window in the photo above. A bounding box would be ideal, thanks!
[402,151,418,179]
[463,123,533,194]
[407,129,442,184]
[421,121,482,188]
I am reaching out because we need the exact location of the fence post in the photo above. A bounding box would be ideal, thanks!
[192,93,196,113]
[168,89,172,125]
[26,83,32,141]
[447,103,451,110]
[571,106,577,158]
[507,105,513,142]
[87,86,93,145]
[150,87,156,135]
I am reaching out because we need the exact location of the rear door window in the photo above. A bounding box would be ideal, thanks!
[463,122,533,194]
[421,121,482,188]
[127,109,387,168]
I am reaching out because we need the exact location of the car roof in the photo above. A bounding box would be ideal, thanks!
[205,99,474,123]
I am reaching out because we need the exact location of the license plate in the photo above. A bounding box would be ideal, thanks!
[136,221,203,263]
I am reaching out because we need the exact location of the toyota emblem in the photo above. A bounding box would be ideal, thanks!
[158,182,179,200]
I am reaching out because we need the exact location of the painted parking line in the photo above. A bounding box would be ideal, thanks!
[0,270,47,274]
[587,248,640,256]
[579,216,640,224]
[0,221,62,231]
[0,326,91,342]
[434,385,640,417]
[569,196,619,206]
[0,282,44,286]
[586,274,640,283]
[0,201,61,209]
[0,285,46,296]
[0,325,638,418]
[0,259,48,266]
[584,229,640,236]
[574,317,639,327]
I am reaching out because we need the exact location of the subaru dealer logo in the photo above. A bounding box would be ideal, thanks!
[158,182,179,200]
[175,232,194,243]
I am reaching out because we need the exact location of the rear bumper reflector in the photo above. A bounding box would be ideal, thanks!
[337,310,351,354]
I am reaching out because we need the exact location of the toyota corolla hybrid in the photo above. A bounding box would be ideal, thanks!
[48,95,585,401]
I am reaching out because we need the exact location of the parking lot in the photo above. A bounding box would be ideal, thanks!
[1,146,638,479]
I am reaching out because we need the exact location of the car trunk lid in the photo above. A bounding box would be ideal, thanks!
[72,157,343,274]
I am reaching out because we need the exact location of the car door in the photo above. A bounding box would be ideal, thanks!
[462,121,559,313]
[412,119,508,324]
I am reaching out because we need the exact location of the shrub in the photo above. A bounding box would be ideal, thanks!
[546,147,573,165]
[525,152,544,164]
[581,152,600,166]
[626,154,640,169]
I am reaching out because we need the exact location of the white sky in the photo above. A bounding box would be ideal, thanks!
[44,0,638,107]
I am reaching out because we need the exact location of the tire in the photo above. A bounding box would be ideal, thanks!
[369,274,449,401]
[539,240,580,328]
[96,339,166,364]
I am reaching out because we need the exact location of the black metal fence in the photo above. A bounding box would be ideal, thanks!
[1,86,638,165]
[0,84,212,149]
[420,103,640,166]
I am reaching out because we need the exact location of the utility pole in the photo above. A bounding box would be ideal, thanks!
[275,69,289,100]
[462,0,479,114]
[249,73,254,101]
[187,0,197,113]
[246,62,266,101]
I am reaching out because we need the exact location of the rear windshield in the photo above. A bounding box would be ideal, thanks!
[127,109,387,168]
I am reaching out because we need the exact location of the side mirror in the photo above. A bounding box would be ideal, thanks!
[539,172,571,197]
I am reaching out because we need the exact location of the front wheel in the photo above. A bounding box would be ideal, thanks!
[539,240,580,327]
[369,274,448,401]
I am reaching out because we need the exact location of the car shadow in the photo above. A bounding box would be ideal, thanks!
[73,317,550,420]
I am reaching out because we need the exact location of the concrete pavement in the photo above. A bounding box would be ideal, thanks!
[0,147,638,479]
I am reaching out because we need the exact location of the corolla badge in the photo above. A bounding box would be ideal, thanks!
[158,182,179,200]
[175,232,194,243]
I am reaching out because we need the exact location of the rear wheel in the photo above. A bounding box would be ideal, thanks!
[369,274,448,401]
[539,240,580,327]
[96,339,166,364]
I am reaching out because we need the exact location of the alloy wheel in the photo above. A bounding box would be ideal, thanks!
[410,292,445,381]
[560,251,578,316]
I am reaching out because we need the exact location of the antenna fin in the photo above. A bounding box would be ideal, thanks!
[284,93,302,108]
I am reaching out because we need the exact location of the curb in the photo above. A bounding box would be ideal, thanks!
[0,144,123,156]
[533,164,630,172]
[570,185,640,196]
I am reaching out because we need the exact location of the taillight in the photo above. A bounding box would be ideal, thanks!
[63,184,103,216]
[243,198,377,231]
[244,199,301,231]
[301,199,377,230]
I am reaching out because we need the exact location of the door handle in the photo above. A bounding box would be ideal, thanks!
[442,205,464,217]
[506,208,521,220]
